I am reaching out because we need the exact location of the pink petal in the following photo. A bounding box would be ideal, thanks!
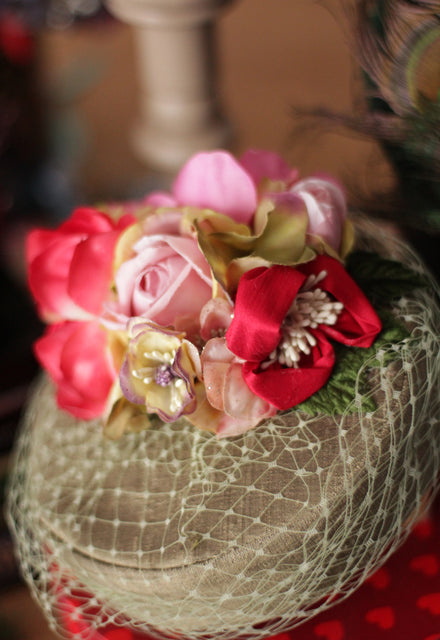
[144,192,177,207]
[240,149,298,186]
[35,321,115,419]
[216,401,276,438]
[201,337,234,410]
[173,151,258,225]
[56,384,104,421]
[223,362,276,420]
[216,413,259,439]
[269,191,307,212]
[142,210,182,235]
[291,177,347,251]
[34,323,68,381]
[200,298,234,341]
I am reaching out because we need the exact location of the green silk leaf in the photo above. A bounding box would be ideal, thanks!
[346,251,429,304]
[296,310,411,416]
[193,206,316,294]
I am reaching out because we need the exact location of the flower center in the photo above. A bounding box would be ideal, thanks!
[262,271,343,369]
[154,364,175,387]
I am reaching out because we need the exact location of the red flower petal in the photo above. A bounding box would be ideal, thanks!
[242,331,335,410]
[59,207,116,235]
[27,208,135,321]
[27,232,87,321]
[299,255,382,347]
[68,230,122,315]
[226,265,306,362]
[35,321,115,419]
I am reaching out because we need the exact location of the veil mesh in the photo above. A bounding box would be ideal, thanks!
[7,218,440,640]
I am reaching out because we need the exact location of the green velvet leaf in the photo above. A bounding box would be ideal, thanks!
[346,251,428,305]
[296,310,410,416]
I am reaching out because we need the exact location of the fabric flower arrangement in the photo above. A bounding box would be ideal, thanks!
[27,149,383,438]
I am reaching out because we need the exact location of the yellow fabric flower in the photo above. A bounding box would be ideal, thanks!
[120,318,201,422]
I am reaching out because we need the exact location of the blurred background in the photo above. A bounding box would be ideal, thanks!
[0,1,389,637]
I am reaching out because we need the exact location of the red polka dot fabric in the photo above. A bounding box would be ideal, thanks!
[58,497,440,640]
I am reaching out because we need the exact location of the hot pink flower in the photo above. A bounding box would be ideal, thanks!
[35,321,116,420]
[27,207,135,323]
[226,255,382,410]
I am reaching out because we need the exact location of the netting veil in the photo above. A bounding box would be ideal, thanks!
[7,219,440,640]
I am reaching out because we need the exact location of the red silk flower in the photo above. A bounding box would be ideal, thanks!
[226,255,382,410]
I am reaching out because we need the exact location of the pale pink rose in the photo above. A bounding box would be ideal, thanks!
[201,337,277,438]
[106,233,213,330]
[35,321,116,420]
[27,207,135,323]
[141,209,183,236]
[290,177,347,251]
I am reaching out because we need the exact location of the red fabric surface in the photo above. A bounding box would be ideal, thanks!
[58,496,440,640]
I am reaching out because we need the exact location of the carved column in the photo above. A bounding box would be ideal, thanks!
[105,0,234,172]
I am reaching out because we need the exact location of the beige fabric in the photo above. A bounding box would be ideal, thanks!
[7,219,440,639]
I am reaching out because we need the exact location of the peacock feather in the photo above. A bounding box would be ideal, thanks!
[353,0,440,114]
[326,0,440,235]
[358,0,440,232]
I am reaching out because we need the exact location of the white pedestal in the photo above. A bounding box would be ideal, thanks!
[105,0,234,173]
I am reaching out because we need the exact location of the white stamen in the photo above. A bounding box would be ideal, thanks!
[262,270,343,369]
[170,378,187,413]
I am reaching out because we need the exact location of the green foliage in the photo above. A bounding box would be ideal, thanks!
[297,310,410,416]
[346,251,428,305]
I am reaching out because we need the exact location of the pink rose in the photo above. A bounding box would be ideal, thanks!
[142,209,183,236]
[27,207,135,323]
[105,233,213,330]
[35,321,116,420]
[291,177,347,251]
